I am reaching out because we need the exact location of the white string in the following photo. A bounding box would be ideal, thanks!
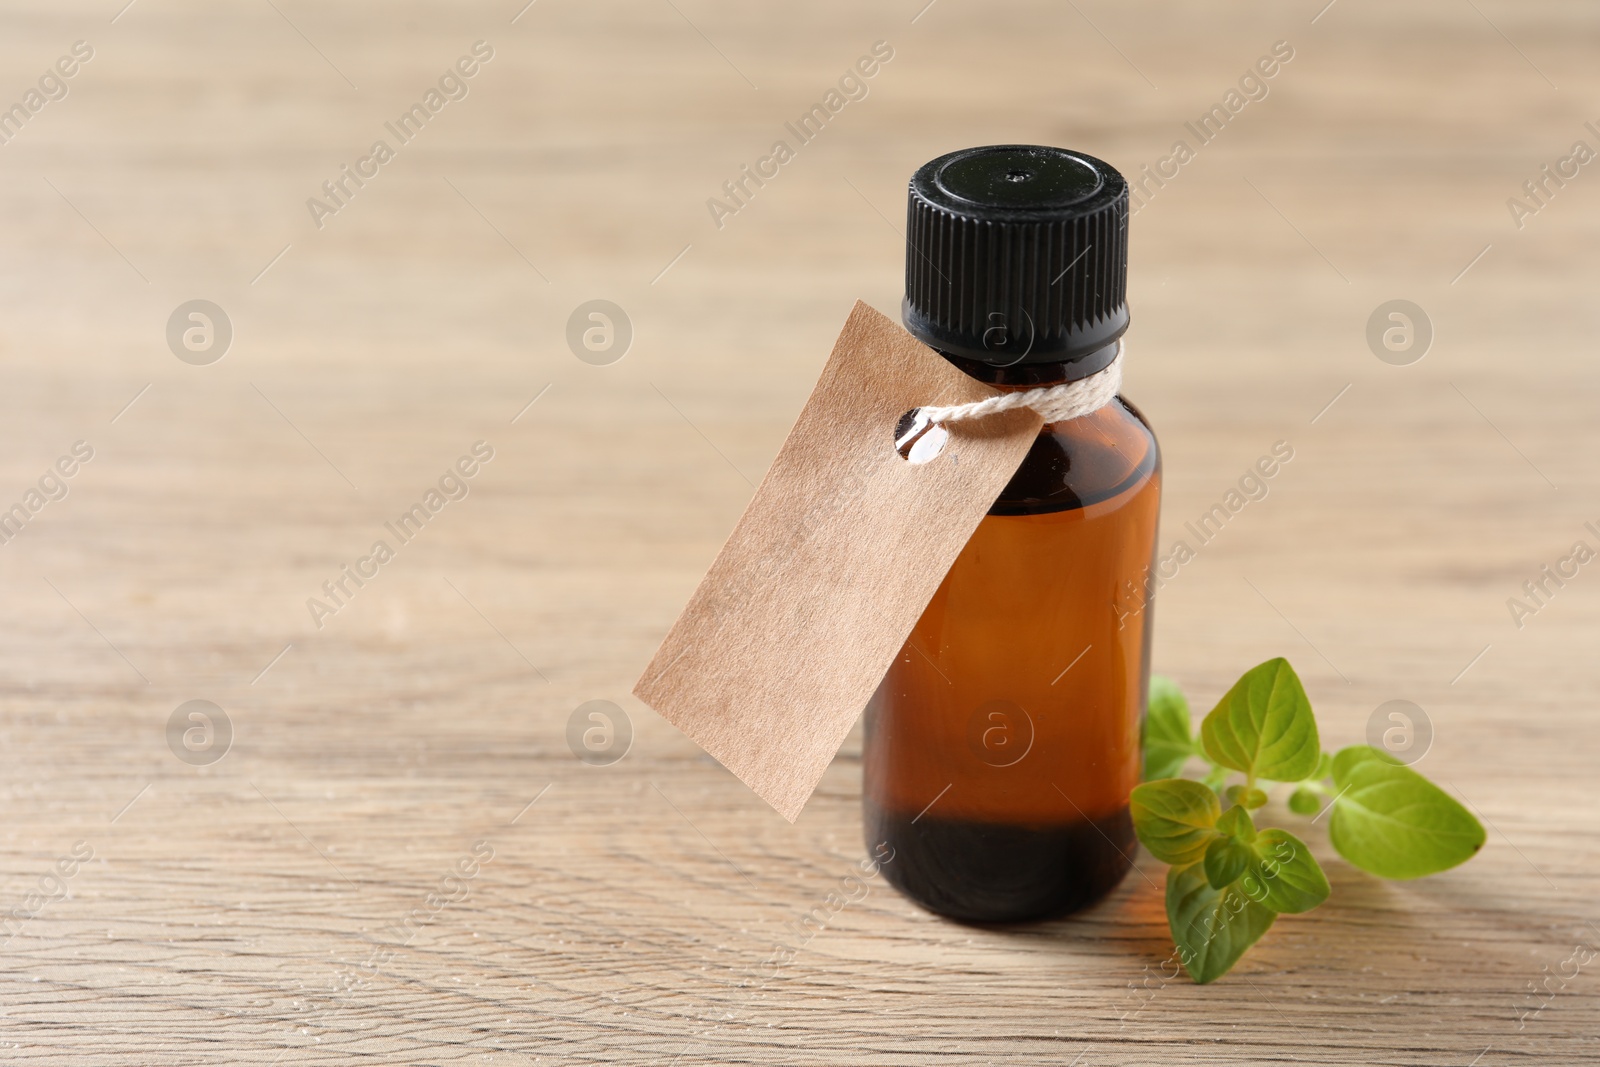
[919,341,1124,426]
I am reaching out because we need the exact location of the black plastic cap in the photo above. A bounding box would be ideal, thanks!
[904,145,1129,366]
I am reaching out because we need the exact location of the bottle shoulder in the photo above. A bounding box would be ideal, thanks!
[990,395,1160,515]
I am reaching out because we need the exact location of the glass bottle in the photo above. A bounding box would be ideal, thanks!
[862,146,1160,923]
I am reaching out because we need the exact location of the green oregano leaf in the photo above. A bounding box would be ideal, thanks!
[1200,658,1320,782]
[1166,862,1278,984]
[1328,746,1486,879]
[1287,786,1322,816]
[1143,675,1196,781]
[1240,828,1329,914]
[1131,779,1221,866]
[1204,835,1252,889]
[1138,661,1486,986]
[1216,804,1256,842]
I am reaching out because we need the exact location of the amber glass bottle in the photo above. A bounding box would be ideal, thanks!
[863,146,1160,923]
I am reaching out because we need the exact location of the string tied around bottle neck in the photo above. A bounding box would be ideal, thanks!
[918,341,1124,427]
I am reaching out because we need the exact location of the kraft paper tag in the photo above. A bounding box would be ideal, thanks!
[634,300,1041,821]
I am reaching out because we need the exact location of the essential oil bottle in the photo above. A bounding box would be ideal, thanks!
[863,146,1160,923]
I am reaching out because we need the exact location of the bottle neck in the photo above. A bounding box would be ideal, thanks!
[929,338,1121,390]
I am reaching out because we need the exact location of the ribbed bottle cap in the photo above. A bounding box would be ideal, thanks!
[904,145,1129,367]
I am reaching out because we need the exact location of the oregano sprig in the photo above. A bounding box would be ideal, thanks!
[1133,657,1485,983]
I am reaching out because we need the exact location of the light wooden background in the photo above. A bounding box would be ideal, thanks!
[2,1,1597,1063]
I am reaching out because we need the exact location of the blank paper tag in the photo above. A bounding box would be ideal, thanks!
[634,301,1041,821]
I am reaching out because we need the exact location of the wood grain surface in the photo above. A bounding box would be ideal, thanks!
[2,1,1597,1063]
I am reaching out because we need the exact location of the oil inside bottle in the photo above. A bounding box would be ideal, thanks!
[863,396,1160,923]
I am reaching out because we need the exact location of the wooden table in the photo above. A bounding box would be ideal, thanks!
[2,1,1596,1062]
